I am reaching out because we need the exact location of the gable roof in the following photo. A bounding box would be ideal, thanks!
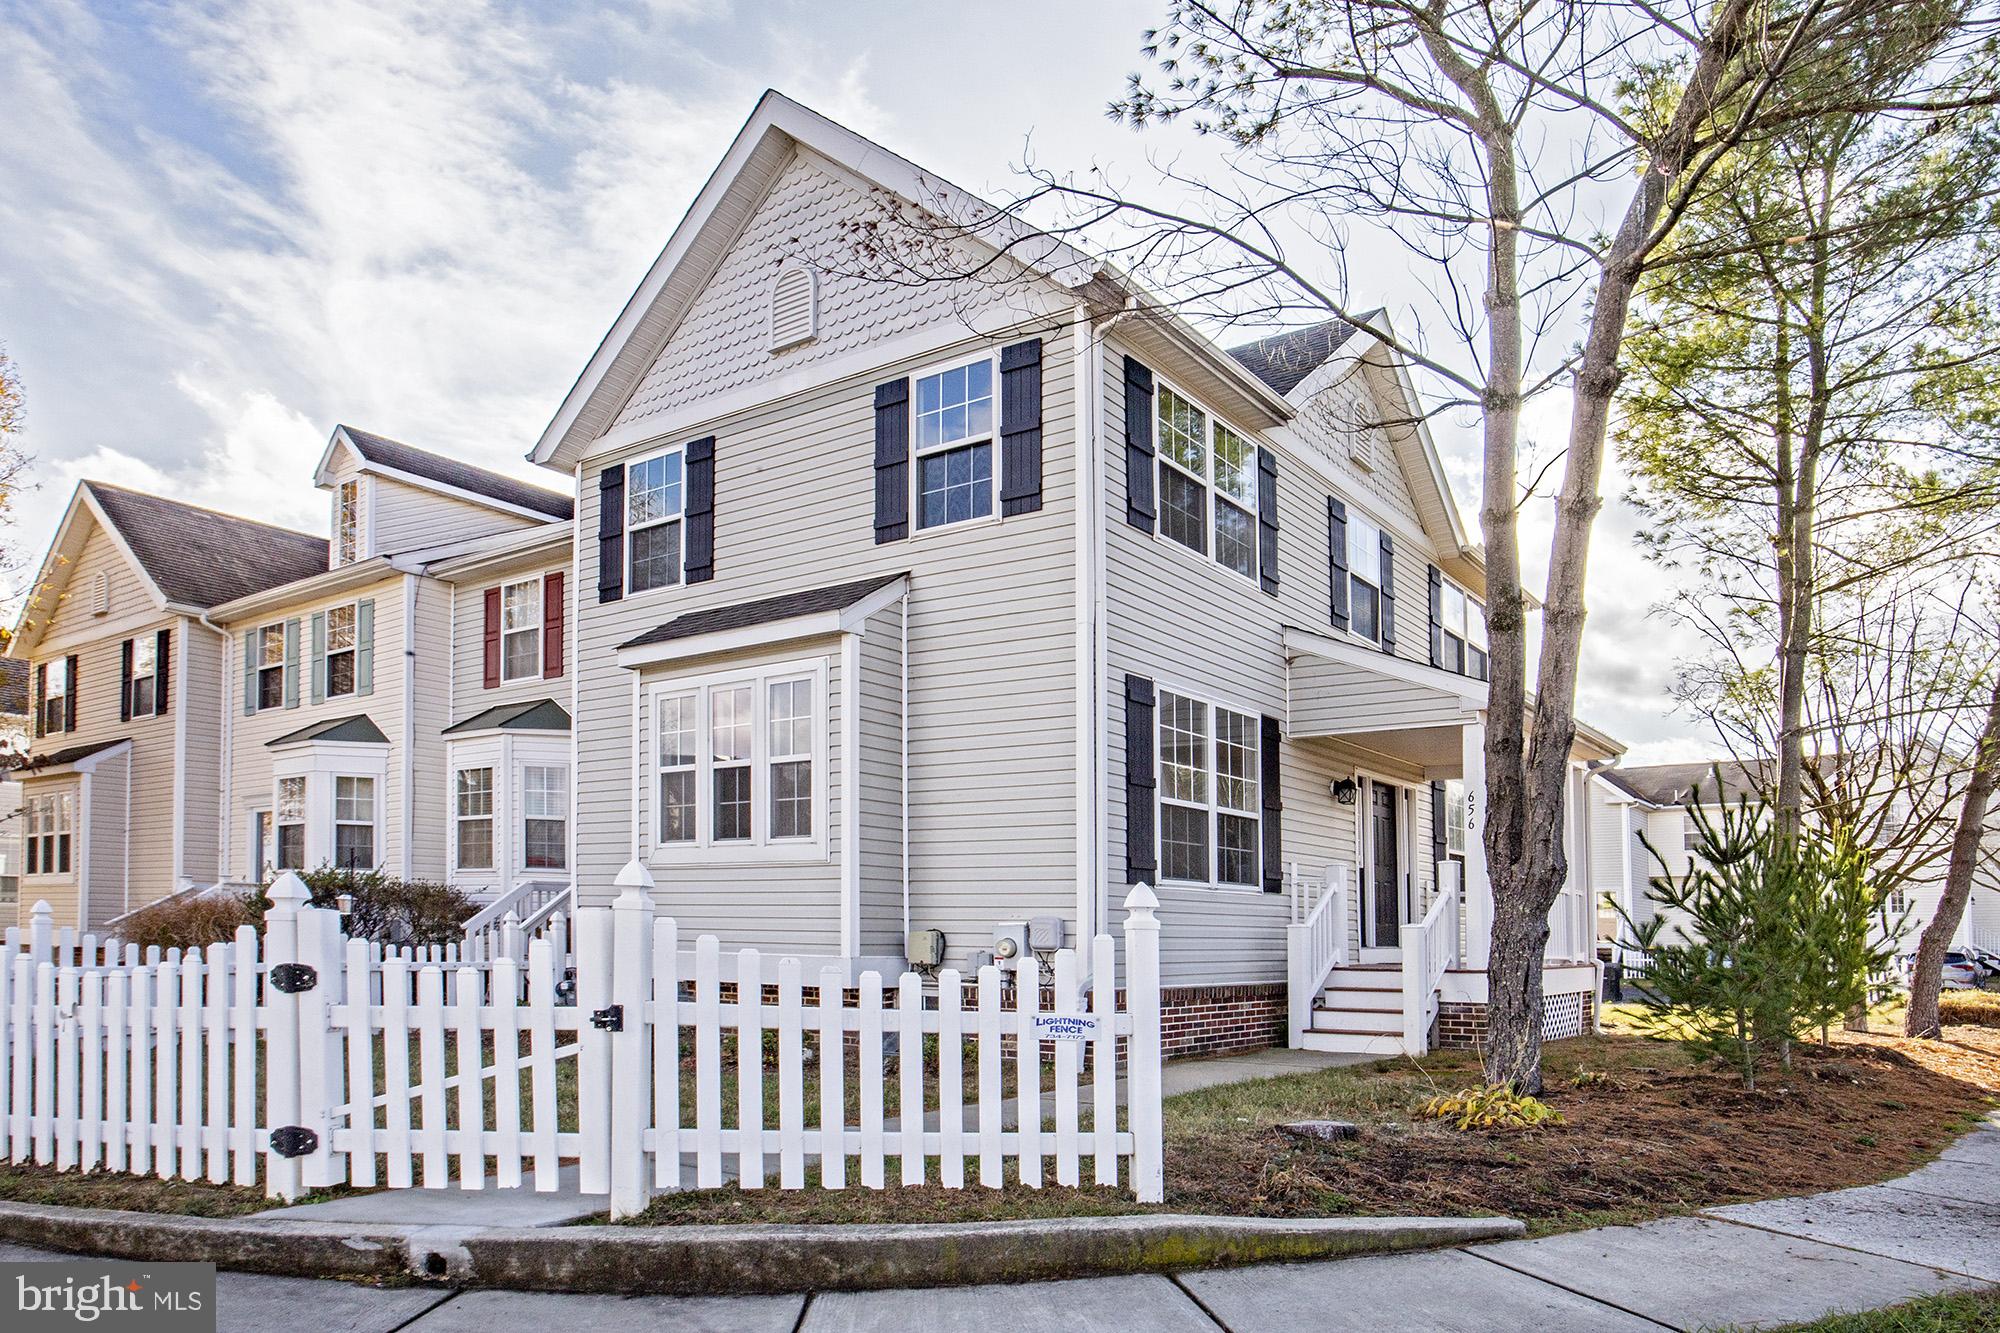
[442,698,572,735]
[266,714,391,748]
[1227,319,1358,397]
[1602,760,1771,809]
[329,426,573,520]
[12,737,131,776]
[87,483,331,609]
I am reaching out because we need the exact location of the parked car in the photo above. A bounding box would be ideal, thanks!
[1959,946,2000,979]
[1896,954,1984,989]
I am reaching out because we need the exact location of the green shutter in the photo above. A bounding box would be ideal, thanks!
[355,599,375,696]
[283,618,301,709]
[242,631,257,716]
[310,612,326,705]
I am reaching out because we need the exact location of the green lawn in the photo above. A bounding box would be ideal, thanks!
[1760,1289,2000,1332]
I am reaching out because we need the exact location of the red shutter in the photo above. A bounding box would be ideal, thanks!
[542,571,565,679]
[482,586,502,689]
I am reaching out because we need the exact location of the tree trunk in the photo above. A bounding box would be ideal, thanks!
[1907,651,2000,1038]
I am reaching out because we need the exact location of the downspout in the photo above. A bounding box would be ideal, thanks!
[402,573,417,880]
[570,461,582,891]
[198,610,233,881]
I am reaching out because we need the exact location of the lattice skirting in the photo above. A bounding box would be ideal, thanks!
[1436,987,1596,1050]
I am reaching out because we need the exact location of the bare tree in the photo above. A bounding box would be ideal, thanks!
[0,341,33,646]
[1907,643,2000,1036]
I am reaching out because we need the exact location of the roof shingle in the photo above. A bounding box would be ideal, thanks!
[0,658,28,716]
[86,483,329,609]
[341,426,573,520]
[1225,318,1359,397]
[1601,760,1772,808]
[619,573,906,651]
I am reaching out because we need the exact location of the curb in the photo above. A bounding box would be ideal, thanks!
[0,1202,1524,1294]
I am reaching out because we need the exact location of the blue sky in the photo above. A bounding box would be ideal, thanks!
[0,0,1709,761]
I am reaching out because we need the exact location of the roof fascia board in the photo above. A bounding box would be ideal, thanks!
[9,486,171,658]
[208,558,396,624]
[414,525,573,580]
[1282,624,1491,706]
[18,738,135,779]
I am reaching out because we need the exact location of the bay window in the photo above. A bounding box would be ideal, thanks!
[275,776,306,871]
[626,450,684,594]
[1154,381,1259,582]
[333,776,376,870]
[649,661,825,855]
[522,765,568,870]
[1158,689,1261,888]
[501,578,543,680]
[914,356,996,530]
[455,768,494,870]
[25,792,73,877]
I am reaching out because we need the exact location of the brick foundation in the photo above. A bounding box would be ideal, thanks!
[1435,989,1598,1051]
[1159,983,1286,1059]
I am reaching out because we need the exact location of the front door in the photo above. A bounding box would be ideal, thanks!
[1369,782,1401,947]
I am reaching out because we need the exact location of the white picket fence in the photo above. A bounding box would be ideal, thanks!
[2,871,1165,1216]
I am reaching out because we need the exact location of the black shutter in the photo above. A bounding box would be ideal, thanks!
[685,435,716,584]
[1379,530,1397,655]
[119,638,134,722]
[33,662,45,738]
[1123,357,1156,533]
[1427,564,1443,669]
[596,466,625,604]
[998,338,1043,516]
[1261,714,1284,893]
[1431,781,1449,875]
[1326,497,1350,632]
[1256,447,1280,596]
[63,654,78,732]
[156,627,171,712]
[1124,674,1157,884]
[874,378,911,543]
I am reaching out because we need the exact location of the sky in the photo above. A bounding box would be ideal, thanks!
[0,0,1715,763]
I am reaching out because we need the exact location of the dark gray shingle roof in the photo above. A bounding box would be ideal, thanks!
[442,698,571,735]
[266,714,390,748]
[1225,318,1358,397]
[1602,760,1772,808]
[619,573,906,651]
[0,658,28,716]
[86,483,330,609]
[341,426,573,520]
[14,738,129,773]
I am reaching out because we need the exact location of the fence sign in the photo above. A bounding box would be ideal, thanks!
[1032,1012,1103,1042]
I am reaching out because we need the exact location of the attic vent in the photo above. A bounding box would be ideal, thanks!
[768,260,818,351]
[91,572,110,616]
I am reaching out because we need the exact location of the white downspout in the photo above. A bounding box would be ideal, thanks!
[198,610,233,881]
[401,573,417,880]
[1071,305,1101,955]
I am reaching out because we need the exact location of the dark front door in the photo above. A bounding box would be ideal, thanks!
[1370,783,1401,947]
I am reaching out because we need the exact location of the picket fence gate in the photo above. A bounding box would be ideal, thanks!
[1,870,1165,1216]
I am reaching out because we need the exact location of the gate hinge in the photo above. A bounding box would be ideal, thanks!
[590,1004,624,1032]
[270,1126,319,1158]
[269,963,318,994]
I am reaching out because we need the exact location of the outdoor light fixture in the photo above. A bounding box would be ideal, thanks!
[335,892,355,916]
[1330,777,1358,805]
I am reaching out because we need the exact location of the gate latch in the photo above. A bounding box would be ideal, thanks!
[270,1126,319,1158]
[590,1004,624,1032]
[269,963,318,994]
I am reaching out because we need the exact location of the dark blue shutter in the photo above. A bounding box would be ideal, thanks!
[33,663,45,738]
[1431,781,1448,873]
[874,378,910,543]
[1123,357,1156,533]
[1261,714,1283,893]
[1427,564,1443,669]
[155,628,170,713]
[1256,447,1280,596]
[999,339,1043,516]
[1124,674,1156,883]
[63,654,78,732]
[1326,497,1350,632]
[685,436,716,583]
[1379,530,1397,655]
[119,638,134,722]
[597,466,625,603]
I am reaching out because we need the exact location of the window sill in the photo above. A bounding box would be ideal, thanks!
[1156,877,1272,897]
[648,840,830,868]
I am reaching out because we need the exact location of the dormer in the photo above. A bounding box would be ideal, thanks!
[313,425,574,563]
[333,474,368,567]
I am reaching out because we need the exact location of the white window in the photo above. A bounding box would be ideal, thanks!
[522,765,568,870]
[326,604,357,697]
[1155,381,1259,582]
[250,810,272,882]
[256,624,286,711]
[455,768,494,870]
[1347,511,1383,642]
[914,356,996,530]
[649,662,824,855]
[626,450,684,594]
[501,578,542,681]
[334,775,376,870]
[1157,690,1261,888]
[1683,813,1701,854]
[336,479,362,565]
[128,634,159,717]
[275,776,306,871]
[25,792,74,877]
[39,657,69,735]
[1445,779,1469,857]
[1438,582,1488,678]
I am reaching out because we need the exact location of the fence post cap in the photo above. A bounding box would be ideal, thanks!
[1122,882,1160,915]
[614,859,657,890]
[266,871,311,907]
[30,900,52,919]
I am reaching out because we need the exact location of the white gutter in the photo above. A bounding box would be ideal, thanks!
[401,574,417,880]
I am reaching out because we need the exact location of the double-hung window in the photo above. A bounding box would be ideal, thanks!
[1157,689,1260,888]
[501,578,542,680]
[40,658,69,735]
[128,635,159,717]
[25,792,73,876]
[275,777,306,871]
[455,768,494,870]
[256,625,286,711]
[1346,511,1383,642]
[914,357,995,530]
[626,450,684,594]
[522,765,568,870]
[326,604,357,697]
[335,480,362,565]
[1438,582,1488,678]
[651,662,823,855]
[334,776,376,870]
[1155,383,1259,581]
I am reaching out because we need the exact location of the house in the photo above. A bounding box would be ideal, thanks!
[529,91,1620,1058]
[0,656,29,911]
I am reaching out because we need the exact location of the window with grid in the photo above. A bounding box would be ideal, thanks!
[501,578,542,680]
[650,667,821,853]
[326,604,357,697]
[711,683,753,842]
[455,768,494,870]
[522,765,567,870]
[626,451,684,593]
[336,480,361,565]
[128,634,159,717]
[1155,383,1259,581]
[1347,511,1383,642]
[40,657,68,735]
[25,792,73,876]
[1158,689,1261,887]
[276,776,306,871]
[768,678,813,839]
[914,358,995,529]
[657,691,698,845]
[1438,582,1487,677]
[257,625,286,711]
[334,776,376,870]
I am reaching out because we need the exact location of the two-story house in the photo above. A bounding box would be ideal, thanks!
[528,91,1619,1057]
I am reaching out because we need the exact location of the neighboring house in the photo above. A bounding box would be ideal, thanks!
[7,482,328,928]
[0,656,28,910]
[527,91,1621,1057]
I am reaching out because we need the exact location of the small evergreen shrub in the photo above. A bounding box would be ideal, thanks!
[288,866,477,947]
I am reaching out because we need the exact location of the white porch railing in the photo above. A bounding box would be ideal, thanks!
[1399,861,1461,1056]
[460,881,573,969]
[1285,862,1351,1047]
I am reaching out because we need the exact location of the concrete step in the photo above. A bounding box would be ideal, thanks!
[1312,1004,1402,1034]
[1298,1028,1406,1057]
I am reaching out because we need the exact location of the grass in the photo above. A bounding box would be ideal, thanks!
[1761,1289,2000,1331]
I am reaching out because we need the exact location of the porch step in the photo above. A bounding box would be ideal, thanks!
[1298,1028,1405,1057]
[1312,1005,1401,1034]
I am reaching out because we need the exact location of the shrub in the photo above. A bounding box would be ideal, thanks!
[115,891,259,954]
[1420,1085,1565,1130]
[286,866,477,947]
[1939,990,2000,1028]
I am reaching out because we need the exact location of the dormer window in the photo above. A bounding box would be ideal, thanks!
[768,260,818,350]
[335,479,362,565]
